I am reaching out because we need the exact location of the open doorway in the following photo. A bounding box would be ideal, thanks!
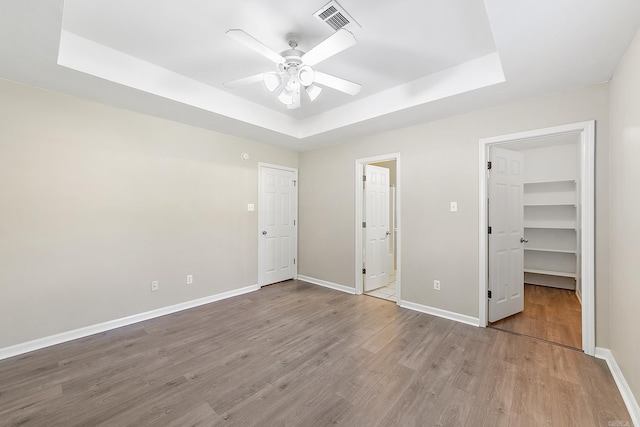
[478,122,595,355]
[355,154,401,303]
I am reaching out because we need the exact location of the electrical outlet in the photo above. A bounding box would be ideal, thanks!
[450,202,458,212]
[434,280,441,291]
[186,274,193,285]
[151,281,159,292]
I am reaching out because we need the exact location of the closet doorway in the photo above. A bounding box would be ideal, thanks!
[355,154,401,303]
[478,122,595,355]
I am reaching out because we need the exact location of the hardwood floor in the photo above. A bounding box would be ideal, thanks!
[490,284,582,349]
[0,280,630,426]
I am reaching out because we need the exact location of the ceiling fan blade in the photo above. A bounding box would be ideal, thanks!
[301,29,356,66]
[314,71,361,96]
[226,29,284,64]
[223,73,265,88]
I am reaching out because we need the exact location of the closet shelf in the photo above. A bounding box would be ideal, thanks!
[524,203,576,207]
[524,221,576,229]
[524,268,577,278]
[523,179,577,185]
[525,247,577,254]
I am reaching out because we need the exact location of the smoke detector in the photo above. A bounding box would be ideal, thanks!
[313,0,361,32]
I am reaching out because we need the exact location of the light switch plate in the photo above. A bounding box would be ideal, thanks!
[247,204,255,212]
[450,202,458,212]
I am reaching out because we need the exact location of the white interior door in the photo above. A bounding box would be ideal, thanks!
[364,165,391,292]
[259,165,297,286]
[488,147,525,322]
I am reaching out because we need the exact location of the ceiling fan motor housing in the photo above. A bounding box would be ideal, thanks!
[280,49,303,69]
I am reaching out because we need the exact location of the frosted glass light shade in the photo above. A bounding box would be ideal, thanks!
[277,88,294,105]
[305,84,322,101]
[263,73,281,92]
[298,66,315,87]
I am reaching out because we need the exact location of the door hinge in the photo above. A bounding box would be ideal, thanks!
[362,268,366,274]
[294,258,296,265]
[293,180,297,187]
[294,219,296,226]
[363,175,366,182]
[487,161,492,170]
[488,290,492,299]
[362,221,366,228]
[488,226,492,234]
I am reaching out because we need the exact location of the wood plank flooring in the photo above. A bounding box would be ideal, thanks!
[490,284,582,349]
[0,280,630,426]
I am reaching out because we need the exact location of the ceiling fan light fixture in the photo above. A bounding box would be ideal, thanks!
[305,84,322,101]
[263,72,281,92]
[298,66,315,87]
[224,28,361,110]
[277,88,295,105]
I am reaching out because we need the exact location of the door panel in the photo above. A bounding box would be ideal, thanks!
[489,147,524,322]
[259,166,297,286]
[364,165,390,292]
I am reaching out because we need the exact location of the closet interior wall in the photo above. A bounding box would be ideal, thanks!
[517,138,581,295]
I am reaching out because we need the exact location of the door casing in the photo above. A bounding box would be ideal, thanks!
[478,121,595,355]
[355,153,401,302]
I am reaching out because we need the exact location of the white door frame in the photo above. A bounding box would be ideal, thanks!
[478,121,595,355]
[355,153,401,303]
[258,162,298,287]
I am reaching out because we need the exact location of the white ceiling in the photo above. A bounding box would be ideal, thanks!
[1,0,639,151]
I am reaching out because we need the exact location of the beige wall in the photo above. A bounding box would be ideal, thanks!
[0,74,617,355]
[0,79,298,348]
[299,83,611,345]
[609,29,640,406]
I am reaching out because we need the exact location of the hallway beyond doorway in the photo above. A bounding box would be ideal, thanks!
[365,271,397,302]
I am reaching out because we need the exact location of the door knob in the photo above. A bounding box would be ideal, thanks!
[262,231,267,235]
[386,231,391,236]
[520,238,528,243]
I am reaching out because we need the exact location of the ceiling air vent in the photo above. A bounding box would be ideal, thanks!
[313,0,361,32]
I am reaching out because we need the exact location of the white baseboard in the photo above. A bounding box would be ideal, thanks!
[297,275,356,295]
[298,275,479,327]
[0,284,259,361]
[399,300,480,327]
[595,347,640,426]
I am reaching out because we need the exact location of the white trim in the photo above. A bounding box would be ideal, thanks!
[299,275,479,327]
[297,275,356,294]
[257,162,298,174]
[478,121,596,356]
[400,300,480,327]
[355,153,402,302]
[0,284,259,361]
[595,347,640,426]
[258,163,298,287]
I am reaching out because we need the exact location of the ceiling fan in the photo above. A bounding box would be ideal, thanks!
[223,28,362,109]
